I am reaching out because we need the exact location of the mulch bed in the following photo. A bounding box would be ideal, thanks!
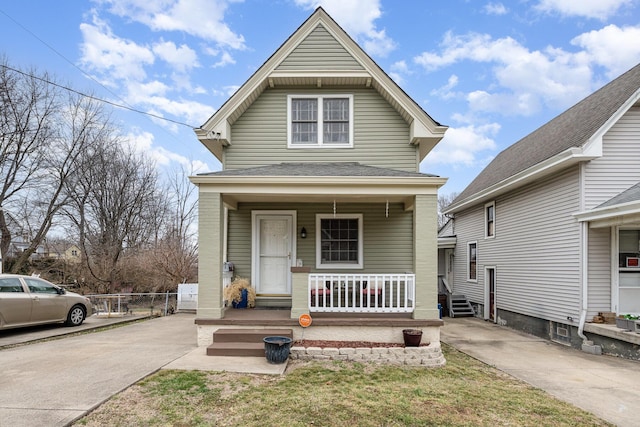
[294,340,426,348]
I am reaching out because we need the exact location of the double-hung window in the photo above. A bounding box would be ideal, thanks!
[468,242,477,281]
[288,95,353,147]
[316,214,363,269]
[485,201,495,238]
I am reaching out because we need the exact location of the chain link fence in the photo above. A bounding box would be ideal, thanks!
[87,293,178,317]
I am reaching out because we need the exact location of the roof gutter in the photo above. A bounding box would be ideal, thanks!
[573,200,640,227]
[444,147,598,214]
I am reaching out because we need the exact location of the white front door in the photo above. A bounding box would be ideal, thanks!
[252,211,295,295]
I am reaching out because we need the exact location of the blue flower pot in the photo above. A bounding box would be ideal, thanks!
[232,289,248,308]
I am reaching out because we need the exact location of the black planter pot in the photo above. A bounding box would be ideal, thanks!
[402,329,423,347]
[264,336,293,364]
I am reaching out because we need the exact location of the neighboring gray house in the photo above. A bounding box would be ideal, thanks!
[190,7,448,356]
[443,63,640,359]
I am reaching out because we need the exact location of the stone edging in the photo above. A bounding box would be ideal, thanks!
[289,343,446,367]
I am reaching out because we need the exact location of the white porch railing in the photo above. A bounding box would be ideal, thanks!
[309,273,415,313]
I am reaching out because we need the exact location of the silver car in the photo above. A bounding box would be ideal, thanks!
[0,274,92,330]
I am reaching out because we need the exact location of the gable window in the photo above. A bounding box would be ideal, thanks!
[468,242,477,281]
[485,201,495,238]
[288,95,353,147]
[316,213,363,269]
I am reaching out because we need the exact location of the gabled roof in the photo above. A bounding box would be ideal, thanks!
[195,7,447,162]
[446,63,640,213]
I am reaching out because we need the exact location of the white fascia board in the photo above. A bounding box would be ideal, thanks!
[444,147,597,214]
[582,88,640,157]
[574,200,640,223]
[190,175,447,195]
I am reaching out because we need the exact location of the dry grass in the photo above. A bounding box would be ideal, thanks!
[74,344,612,427]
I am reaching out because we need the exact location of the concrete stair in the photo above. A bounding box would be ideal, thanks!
[206,328,293,357]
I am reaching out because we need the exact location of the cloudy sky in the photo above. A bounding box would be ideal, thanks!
[1,0,639,195]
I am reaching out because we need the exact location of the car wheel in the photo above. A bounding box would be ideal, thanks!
[66,305,86,326]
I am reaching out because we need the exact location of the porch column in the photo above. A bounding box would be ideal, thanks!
[197,190,224,318]
[290,267,311,319]
[413,194,439,319]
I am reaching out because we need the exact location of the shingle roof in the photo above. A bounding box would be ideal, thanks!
[454,63,640,204]
[598,181,640,208]
[199,162,438,178]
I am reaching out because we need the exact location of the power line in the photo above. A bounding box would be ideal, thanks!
[0,7,199,130]
[0,63,197,129]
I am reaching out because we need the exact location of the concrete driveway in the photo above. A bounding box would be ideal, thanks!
[0,313,197,427]
[442,317,640,427]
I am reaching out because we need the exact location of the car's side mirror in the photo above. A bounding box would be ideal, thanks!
[57,287,66,295]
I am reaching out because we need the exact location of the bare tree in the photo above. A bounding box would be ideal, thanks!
[8,91,111,272]
[150,165,198,288]
[438,192,459,229]
[65,140,163,292]
[0,60,108,272]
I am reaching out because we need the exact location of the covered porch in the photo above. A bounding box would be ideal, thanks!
[190,162,446,346]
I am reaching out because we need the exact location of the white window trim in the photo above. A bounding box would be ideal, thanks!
[467,241,478,282]
[315,213,363,269]
[485,201,495,239]
[287,94,354,148]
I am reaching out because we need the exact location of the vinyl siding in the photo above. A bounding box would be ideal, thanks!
[587,227,612,316]
[451,205,484,303]
[453,166,582,322]
[225,87,417,171]
[227,202,414,280]
[584,107,640,209]
[277,24,364,71]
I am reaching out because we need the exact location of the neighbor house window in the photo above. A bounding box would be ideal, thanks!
[468,242,477,281]
[485,201,495,238]
[316,213,363,269]
[288,95,353,147]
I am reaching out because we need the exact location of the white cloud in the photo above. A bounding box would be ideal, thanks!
[213,51,236,68]
[98,0,246,49]
[430,74,460,100]
[414,31,599,115]
[571,25,640,78]
[484,2,508,15]
[123,130,212,171]
[152,40,199,72]
[534,0,633,20]
[80,14,155,82]
[293,0,396,57]
[423,122,500,167]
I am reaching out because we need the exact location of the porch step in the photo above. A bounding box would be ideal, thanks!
[207,328,293,357]
[449,294,475,318]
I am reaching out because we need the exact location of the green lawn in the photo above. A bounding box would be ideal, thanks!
[74,344,612,427]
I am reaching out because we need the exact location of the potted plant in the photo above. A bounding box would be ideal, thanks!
[402,328,423,347]
[223,277,256,308]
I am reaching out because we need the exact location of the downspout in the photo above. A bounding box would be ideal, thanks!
[578,221,588,342]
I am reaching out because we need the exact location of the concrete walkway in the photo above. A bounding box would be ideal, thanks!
[441,317,640,427]
[0,314,197,427]
[0,313,286,427]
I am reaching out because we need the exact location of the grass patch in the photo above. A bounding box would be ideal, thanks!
[74,344,612,427]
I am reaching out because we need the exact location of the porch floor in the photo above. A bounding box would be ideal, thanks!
[584,322,640,345]
[195,308,444,328]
